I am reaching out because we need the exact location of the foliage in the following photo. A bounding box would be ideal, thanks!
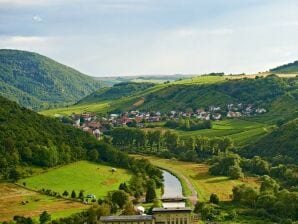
[209,193,219,204]
[111,190,129,209]
[77,82,155,104]
[242,119,298,164]
[40,211,51,224]
[145,180,157,203]
[209,153,244,179]
[0,49,102,110]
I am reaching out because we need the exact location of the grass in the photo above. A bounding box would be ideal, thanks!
[142,119,270,147]
[19,161,132,199]
[0,183,88,222]
[131,155,260,202]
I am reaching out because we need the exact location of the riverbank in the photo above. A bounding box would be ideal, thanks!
[131,155,259,202]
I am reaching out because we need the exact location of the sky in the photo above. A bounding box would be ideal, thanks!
[0,0,298,77]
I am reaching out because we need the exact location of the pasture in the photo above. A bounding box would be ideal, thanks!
[19,161,131,199]
[0,183,87,222]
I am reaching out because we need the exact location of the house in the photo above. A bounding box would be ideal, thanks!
[227,111,242,118]
[213,113,222,120]
[255,108,266,113]
[93,129,101,139]
[100,207,192,224]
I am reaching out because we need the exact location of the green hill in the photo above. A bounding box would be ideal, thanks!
[44,75,298,123]
[242,119,298,164]
[0,95,96,170]
[0,49,102,110]
[77,82,155,104]
[270,60,298,73]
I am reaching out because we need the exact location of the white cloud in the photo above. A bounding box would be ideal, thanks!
[33,15,42,22]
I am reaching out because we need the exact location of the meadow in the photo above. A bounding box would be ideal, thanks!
[132,155,259,202]
[18,161,132,199]
[0,183,87,222]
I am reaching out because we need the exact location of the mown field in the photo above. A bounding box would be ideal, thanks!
[0,183,87,222]
[18,161,131,199]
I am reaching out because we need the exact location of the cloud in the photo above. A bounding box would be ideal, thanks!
[33,15,42,22]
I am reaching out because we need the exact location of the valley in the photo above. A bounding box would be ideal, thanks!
[0,53,297,223]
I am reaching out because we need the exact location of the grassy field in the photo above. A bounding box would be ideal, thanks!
[132,155,260,202]
[143,119,271,147]
[18,161,132,199]
[0,183,87,222]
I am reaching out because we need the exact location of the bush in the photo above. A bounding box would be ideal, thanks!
[209,193,219,204]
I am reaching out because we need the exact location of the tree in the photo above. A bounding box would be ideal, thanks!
[232,184,258,207]
[209,193,219,204]
[79,190,84,200]
[62,190,69,197]
[145,180,157,203]
[260,175,279,193]
[228,165,244,179]
[111,190,129,208]
[71,190,76,199]
[164,131,179,151]
[39,211,51,224]
[122,202,136,215]
[13,215,34,224]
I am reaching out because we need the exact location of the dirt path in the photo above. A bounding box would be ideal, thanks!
[180,173,198,206]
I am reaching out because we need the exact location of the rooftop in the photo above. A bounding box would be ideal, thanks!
[152,207,192,213]
[100,215,153,222]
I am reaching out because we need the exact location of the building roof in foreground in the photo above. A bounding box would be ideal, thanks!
[152,207,192,213]
[100,215,153,222]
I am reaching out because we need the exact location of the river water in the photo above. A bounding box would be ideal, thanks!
[162,170,185,208]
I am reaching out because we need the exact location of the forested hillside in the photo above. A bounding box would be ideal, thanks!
[270,60,298,73]
[0,49,102,110]
[242,119,298,164]
[0,95,95,170]
[43,75,298,125]
[77,82,155,104]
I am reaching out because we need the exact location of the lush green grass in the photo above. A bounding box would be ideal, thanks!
[0,183,87,222]
[19,161,131,198]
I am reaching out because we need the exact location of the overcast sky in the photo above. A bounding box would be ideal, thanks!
[0,0,298,77]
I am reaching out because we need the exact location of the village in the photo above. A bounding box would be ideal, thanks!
[57,103,267,139]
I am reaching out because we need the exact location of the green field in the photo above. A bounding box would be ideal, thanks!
[143,119,271,147]
[0,183,87,222]
[19,161,132,198]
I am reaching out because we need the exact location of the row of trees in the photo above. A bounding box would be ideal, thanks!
[109,127,234,161]
[164,118,212,131]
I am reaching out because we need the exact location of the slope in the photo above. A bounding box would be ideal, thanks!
[0,49,102,110]
[242,118,298,164]
[43,75,298,124]
[270,60,298,73]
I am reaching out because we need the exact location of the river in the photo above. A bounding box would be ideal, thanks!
[162,170,185,208]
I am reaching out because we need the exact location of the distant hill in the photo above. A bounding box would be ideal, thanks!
[0,49,102,110]
[242,118,298,164]
[42,75,298,124]
[270,60,298,73]
[77,82,155,104]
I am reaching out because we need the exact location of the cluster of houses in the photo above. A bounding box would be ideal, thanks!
[57,103,266,138]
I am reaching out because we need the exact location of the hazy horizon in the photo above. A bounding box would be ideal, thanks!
[1,0,298,77]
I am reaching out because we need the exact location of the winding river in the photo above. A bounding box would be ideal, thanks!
[162,170,185,208]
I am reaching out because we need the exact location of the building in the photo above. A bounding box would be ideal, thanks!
[100,207,192,224]
[100,215,154,224]
[152,207,192,224]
